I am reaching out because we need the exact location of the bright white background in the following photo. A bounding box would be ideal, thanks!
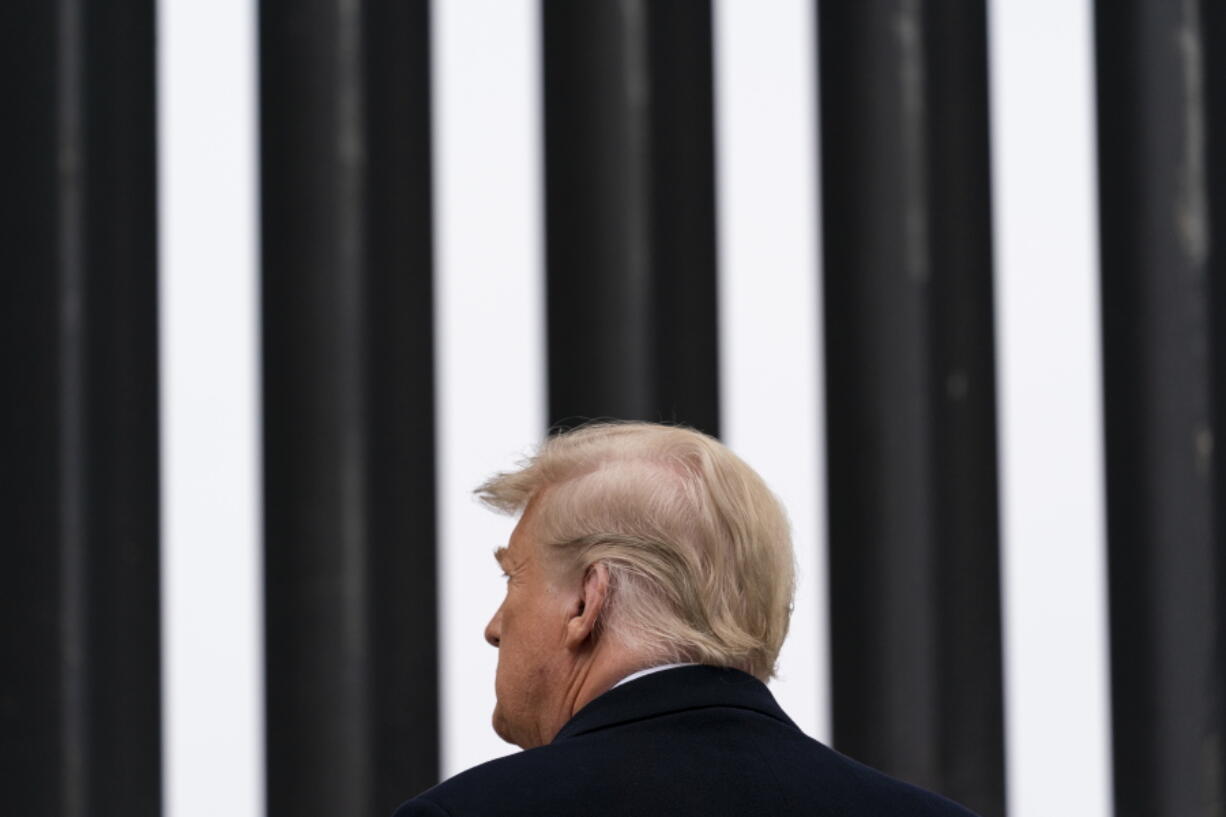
[713,0,828,744]
[158,1,263,816]
[432,0,545,777]
[157,1,1115,814]
[988,1,1114,816]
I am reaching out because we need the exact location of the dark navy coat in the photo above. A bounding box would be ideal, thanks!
[393,664,980,817]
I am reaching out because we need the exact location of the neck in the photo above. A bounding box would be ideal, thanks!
[544,642,653,745]
[574,649,652,713]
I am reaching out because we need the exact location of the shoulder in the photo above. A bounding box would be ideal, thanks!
[390,745,576,817]
[390,795,451,817]
[818,748,983,816]
[392,708,982,817]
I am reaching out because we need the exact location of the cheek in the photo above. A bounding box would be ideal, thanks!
[497,600,549,673]
[493,597,527,671]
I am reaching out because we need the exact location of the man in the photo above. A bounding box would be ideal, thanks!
[394,422,979,816]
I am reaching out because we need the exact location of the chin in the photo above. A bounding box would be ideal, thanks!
[491,705,516,746]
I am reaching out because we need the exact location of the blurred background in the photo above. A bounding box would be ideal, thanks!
[4,1,1224,816]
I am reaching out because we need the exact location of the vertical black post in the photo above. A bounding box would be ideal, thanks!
[0,1,161,816]
[543,0,720,436]
[818,2,1004,814]
[260,1,438,814]
[1211,3,1226,811]
[1097,2,1226,815]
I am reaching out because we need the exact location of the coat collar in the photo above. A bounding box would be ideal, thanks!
[552,664,798,743]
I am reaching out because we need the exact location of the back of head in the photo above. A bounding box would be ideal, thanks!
[477,421,795,681]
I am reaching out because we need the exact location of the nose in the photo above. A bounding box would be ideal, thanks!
[484,605,501,648]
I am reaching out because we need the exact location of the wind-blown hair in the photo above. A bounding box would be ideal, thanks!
[477,422,795,681]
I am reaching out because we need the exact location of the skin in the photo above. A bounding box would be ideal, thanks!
[484,496,648,749]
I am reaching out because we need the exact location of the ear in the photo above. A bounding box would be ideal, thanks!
[565,562,610,650]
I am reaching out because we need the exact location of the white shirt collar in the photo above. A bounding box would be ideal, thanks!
[611,662,698,689]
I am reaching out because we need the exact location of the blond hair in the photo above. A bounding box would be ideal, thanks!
[477,422,795,681]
